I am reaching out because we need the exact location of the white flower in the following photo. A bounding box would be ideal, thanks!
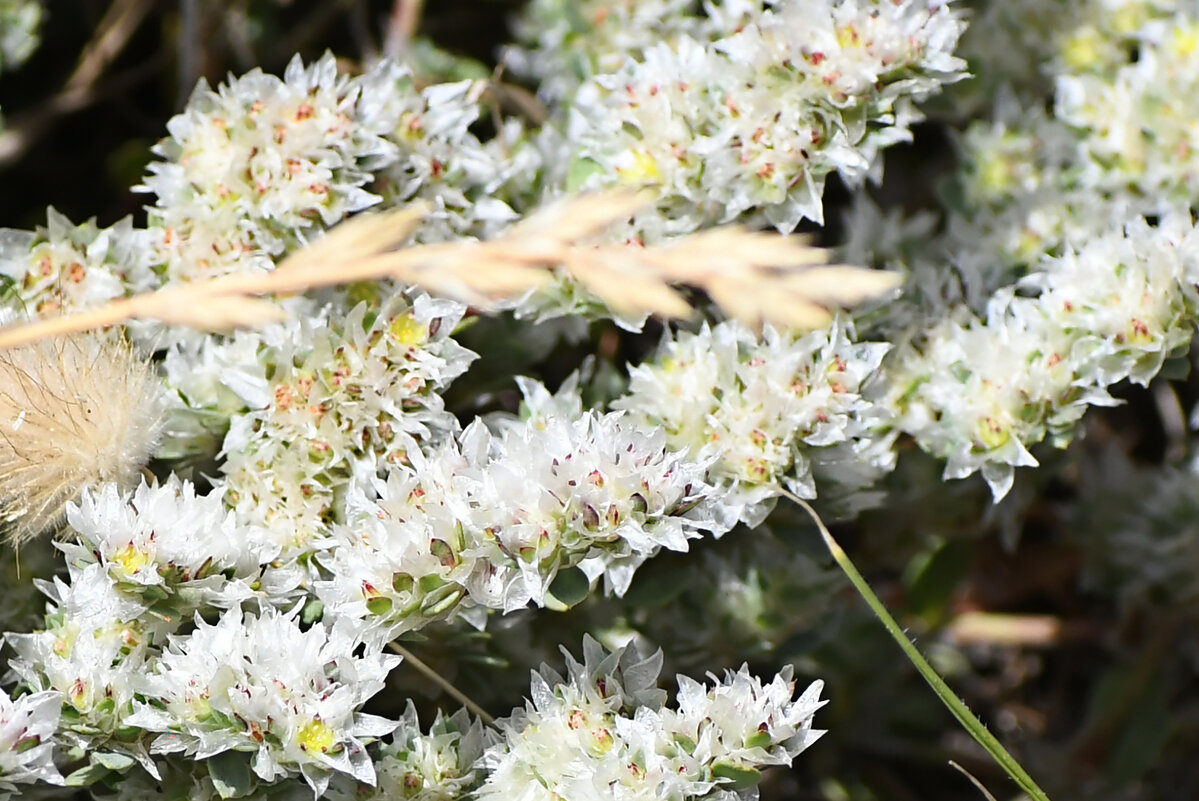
[328,702,493,801]
[887,302,1077,501]
[1032,216,1198,388]
[479,636,824,801]
[505,0,714,104]
[126,606,400,796]
[216,292,473,557]
[4,564,162,771]
[566,0,967,235]
[368,73,536,242]
[59,477,276,610]
[1054,12,1199,206]
[0,209,153,316]
[318,399,722,637]
[657,666,825,773]
[616,319,893,526]
[889,213,1199,500]
[141,53,400,282]
[0,688,64,797]
[483,403,721,597]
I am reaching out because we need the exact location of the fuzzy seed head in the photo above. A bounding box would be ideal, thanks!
[0,332,163,545]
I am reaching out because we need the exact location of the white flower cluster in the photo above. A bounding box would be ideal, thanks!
[0,210,152,316]
[616,320,894,525]
[927,3,1199,290]
[0,688,63,798]
[566,0,967,234]
[505,0,716,104]
[5,563,164,769]
[367,78,542,243]
[141,54,400,284]
[0,2,971,794]
[948,97,1093,285]
[5,504,825,799]
[888,216,1199,499]
[327,702,492,801]
[316,395,722,637]
[861,3,1199,498]
[58,478,276,612]
[145,52,539,275]
[126,607,398,796]
[1053,4,1199,207]
[479,636,825,801]
[215,292,473,557]
[5,488,401,795]
[1,53,540,332]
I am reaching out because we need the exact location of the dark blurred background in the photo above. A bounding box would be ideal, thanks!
[0,0,521,228]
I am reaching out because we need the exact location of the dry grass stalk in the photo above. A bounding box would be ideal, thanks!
[0,191,901,350]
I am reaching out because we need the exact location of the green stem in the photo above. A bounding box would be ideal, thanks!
[781,490,1050,801]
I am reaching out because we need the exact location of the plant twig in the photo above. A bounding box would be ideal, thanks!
[385,0,427,58]
[950,760,1000,801]
[781,489,1052,801]
[0,0,156,168]
[946,612,1071,648]
[388,641,496,725]
[67,0,156,93]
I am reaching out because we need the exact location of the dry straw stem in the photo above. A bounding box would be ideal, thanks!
[0,191,901,350]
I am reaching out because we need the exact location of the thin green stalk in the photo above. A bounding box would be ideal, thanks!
[781,490,1050,801]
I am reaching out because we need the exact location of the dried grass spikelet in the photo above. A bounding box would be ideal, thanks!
[0,192,902,349]
[0,331,162,545]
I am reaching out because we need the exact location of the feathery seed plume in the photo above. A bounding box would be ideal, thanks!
[0,331,163,545]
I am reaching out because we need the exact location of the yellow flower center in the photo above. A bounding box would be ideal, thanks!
[1061,28,1102,71]
[1170,25,1199,58]
[298,719,336,753]
[113,543,149,575]
[615,150,662,185]
[389,314,427,346]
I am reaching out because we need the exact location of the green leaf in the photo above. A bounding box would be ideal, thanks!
[903,538,970,624]
[301,599,325,625]
[93,752,136,771]
[13,735,41,753]
[207,751,255,799]
[393,573,415,594]
[566,157,605,192]
[711,762,762,790]
[366,597,393,616]
[417,574,446,593]
[546,566,591,609]
[672,733,697,754]
[65,763,112,787]
[419,584,464,617]
[743,729,773,749]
